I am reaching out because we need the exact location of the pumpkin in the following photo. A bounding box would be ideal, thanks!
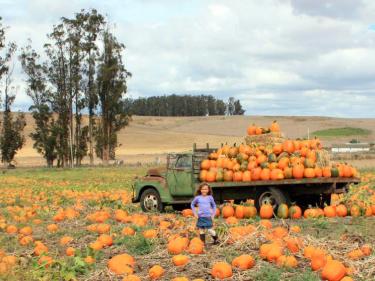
[19,226,32,236]
[168,237,189,255]
[206,171,216,182]
[188,240,204,254]
[323,206,336,218]
[107,254,135,275]
[322,167,332,178]
[260,168,271,180]
[273,144,283,155]
[270,120,280,132]
[231,255,255,270]
[199,170,207,182]
[222,205,235,218]
[277,255,298,268]
[289,205,302,219]
[247,124,257,135]
[200,160,210,170]
[304,168,315,178]
[283,140,295,154]
[211,262,233,279]
[98,234,113,247]
[38,256,53,268]
[314,167,323,178]
[242,170,251,181]
[223,170,233,182]
[84,256,95,264]
[283,166,293,179]
[270,169,284,180]
[149,265,165,280]
[122,227,135,236]
[260,204,273,219]
[266,244,283,262]
[321,260,346,281]
[336,204,347,217]
[303,246,316,259]
[350,205,361,217]
[66,247,75,256]
[182,209,194,217]
[331,167,339,177]
[172,255,189,266]
[292,165,304,179]
[233,171,243,181]
[251,167,262,180]
[311,249,327,271]
[6,225,18,234]
[361,244,372,256]
[255,127,263,135]
[243,205,257,218]
[235,205,245,219]
[268,153,277,163]
[276,204,289,219]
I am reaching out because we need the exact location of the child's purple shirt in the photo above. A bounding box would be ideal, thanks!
[191,195,216,218]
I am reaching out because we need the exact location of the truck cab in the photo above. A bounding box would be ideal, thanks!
[132,153,196,212]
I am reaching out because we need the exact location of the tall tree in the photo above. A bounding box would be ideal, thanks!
[44,23,71,167]
[81,9,105,165]
[0,35,26,167]
[95,30,131,164]
[19,43,58,167]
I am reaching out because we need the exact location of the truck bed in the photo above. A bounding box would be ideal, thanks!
[200,177,360,188]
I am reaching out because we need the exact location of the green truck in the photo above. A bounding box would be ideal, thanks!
[132,144,360,212]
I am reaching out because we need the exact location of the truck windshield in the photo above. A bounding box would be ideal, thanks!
[175,155,191,169]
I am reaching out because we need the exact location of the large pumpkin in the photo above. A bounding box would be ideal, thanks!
[211,262,233,279]
[260,204,273,219]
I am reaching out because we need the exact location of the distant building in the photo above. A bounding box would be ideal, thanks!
[331,143,371,153]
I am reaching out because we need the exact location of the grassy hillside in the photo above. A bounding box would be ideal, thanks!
[14,114,375,167]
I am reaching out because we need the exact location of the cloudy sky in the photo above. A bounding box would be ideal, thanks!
[1,0,375,117]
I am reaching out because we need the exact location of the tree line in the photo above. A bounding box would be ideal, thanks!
[124,95,245,116]
[0,11,245,168]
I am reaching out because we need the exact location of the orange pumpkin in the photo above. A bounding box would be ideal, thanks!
[321,260,346,281]
[260,168,271,181]
[211,262,233,279]
[222,205,235,218]
[260,204,273,219]
[231,255,255,270]
[172,255,189,266]
[149,265,165,280]
[247,124,257,135]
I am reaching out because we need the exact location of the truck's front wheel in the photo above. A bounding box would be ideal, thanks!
[255,187,290,212]
[140,189,164,212]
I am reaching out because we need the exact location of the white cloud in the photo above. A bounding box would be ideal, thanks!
[1,0,375,117]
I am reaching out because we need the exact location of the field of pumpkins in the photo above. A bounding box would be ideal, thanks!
[200,121,359,183]
[0,142,373,280]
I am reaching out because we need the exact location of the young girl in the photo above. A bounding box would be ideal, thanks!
[190,183,219,245]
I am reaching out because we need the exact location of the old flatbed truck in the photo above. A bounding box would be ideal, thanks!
[132,144,360,212]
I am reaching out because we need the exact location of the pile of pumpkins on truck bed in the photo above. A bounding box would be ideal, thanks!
[199,121,358,182]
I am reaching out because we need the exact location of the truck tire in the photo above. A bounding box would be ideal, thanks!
[140,188,164,213]
[255,187,290,211]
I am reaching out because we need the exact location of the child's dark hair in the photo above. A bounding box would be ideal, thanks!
[195,182,213,196]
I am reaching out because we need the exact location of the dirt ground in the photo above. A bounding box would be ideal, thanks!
[14,115,375,167]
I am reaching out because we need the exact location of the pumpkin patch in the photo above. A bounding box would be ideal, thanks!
[0,163,373,280]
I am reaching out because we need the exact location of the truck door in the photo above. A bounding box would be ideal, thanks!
[167,154,194,196]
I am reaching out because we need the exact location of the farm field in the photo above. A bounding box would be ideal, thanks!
[0,167,374,281]
[14,115,375,167]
